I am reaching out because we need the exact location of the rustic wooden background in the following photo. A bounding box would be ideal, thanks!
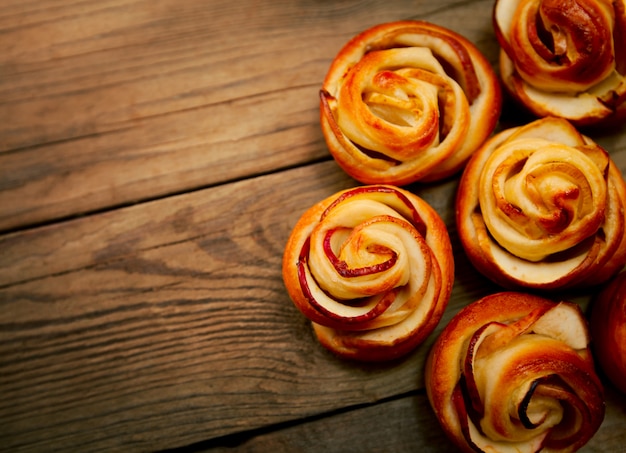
[1,0,624,451]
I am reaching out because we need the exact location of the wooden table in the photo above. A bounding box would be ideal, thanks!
[1,1,625,451]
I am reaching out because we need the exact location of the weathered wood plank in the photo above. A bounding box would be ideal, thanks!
[0,161,426,451]
[2,159,624,452]
[199,386,626,453]
[2,0,626,451]
[0,0,500,231]
[2,131,624,288]
[0,160,494,451]
[203,392,460,453]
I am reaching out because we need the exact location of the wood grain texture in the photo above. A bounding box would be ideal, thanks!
[0,161,457,452]
[0,161,353,451]
[1,0,626,452]
[200,386,626,453]
[2,160,624,452]
[0,0,499,231]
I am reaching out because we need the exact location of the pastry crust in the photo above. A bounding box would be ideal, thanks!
[320,21,501,185]
[425,291,605,453]
[282,185,454,361]
[493,0,626,127]
[590,271,626,394]
[457,116,626,290]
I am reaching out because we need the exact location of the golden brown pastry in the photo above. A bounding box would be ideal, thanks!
[494,0,626,127]
[426,291,605,453]
[282,185,454,361]
[320,21,502,185]
[457,116,626,290]
[590,271,626,394]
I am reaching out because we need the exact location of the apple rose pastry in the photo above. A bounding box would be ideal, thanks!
[426,292,605,453]
[494,0,626,126]
[319,21,501,185]
[590,272,626,394]
[282,185,454,361]
[457,116,626,290]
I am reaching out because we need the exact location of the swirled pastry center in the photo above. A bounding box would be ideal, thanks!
[508,0,617,91]
[478,137,608,261]
[456,302,602,452]
[295,186,441,329]
[335,47,469,160]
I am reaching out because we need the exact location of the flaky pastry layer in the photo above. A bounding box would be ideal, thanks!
[494,0,626,126]
[320,21,501,185]
[457,116,626,290]
[282,185,453,361]
[426,291,605,453]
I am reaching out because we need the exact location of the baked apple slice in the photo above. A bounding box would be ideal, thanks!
[283,185,453,361]
[493,0,626,126]
[426,292,605,453]
[320,20,501,185]
[457,116,626,290]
